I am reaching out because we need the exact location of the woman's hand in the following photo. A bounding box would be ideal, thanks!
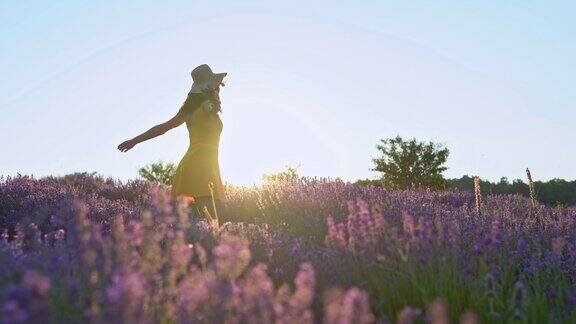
[117,111,186,153]
[117,139,137,152]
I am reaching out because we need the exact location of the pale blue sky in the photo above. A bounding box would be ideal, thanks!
[1,1,575,186]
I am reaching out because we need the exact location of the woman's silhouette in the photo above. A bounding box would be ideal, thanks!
[118,64,227,220]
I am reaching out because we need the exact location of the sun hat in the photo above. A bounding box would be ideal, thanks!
[189,64,227,94]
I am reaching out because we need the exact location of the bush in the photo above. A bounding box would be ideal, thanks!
[138,161,176,185]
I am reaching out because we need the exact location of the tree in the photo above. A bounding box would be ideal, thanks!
[138,161,176,185]
[372,136,449,190]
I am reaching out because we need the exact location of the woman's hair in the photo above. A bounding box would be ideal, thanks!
[178,92,206,116]
[178,90,221,116]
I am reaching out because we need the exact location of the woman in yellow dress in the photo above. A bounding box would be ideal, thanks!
[117,64,227,219]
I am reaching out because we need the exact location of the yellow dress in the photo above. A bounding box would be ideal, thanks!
[171,101,225,200]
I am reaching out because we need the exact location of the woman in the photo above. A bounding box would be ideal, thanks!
[117,64,227,220]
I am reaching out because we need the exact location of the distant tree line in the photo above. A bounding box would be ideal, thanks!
[355,176,576,207]
[447,176,576,206]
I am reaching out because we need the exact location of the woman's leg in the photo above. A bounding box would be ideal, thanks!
[191,196,226,222]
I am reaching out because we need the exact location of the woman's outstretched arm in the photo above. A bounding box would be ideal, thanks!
[117,110,186,152]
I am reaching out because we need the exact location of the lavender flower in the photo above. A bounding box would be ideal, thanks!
[1,173,575,322]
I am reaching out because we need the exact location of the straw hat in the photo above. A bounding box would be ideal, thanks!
[189,64,227,94]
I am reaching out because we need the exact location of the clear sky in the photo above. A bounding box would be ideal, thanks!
[1,1,575,186]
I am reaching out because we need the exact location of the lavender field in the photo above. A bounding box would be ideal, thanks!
[1,173,575,323]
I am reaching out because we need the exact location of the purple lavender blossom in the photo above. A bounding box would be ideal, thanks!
[1,173,575,322]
